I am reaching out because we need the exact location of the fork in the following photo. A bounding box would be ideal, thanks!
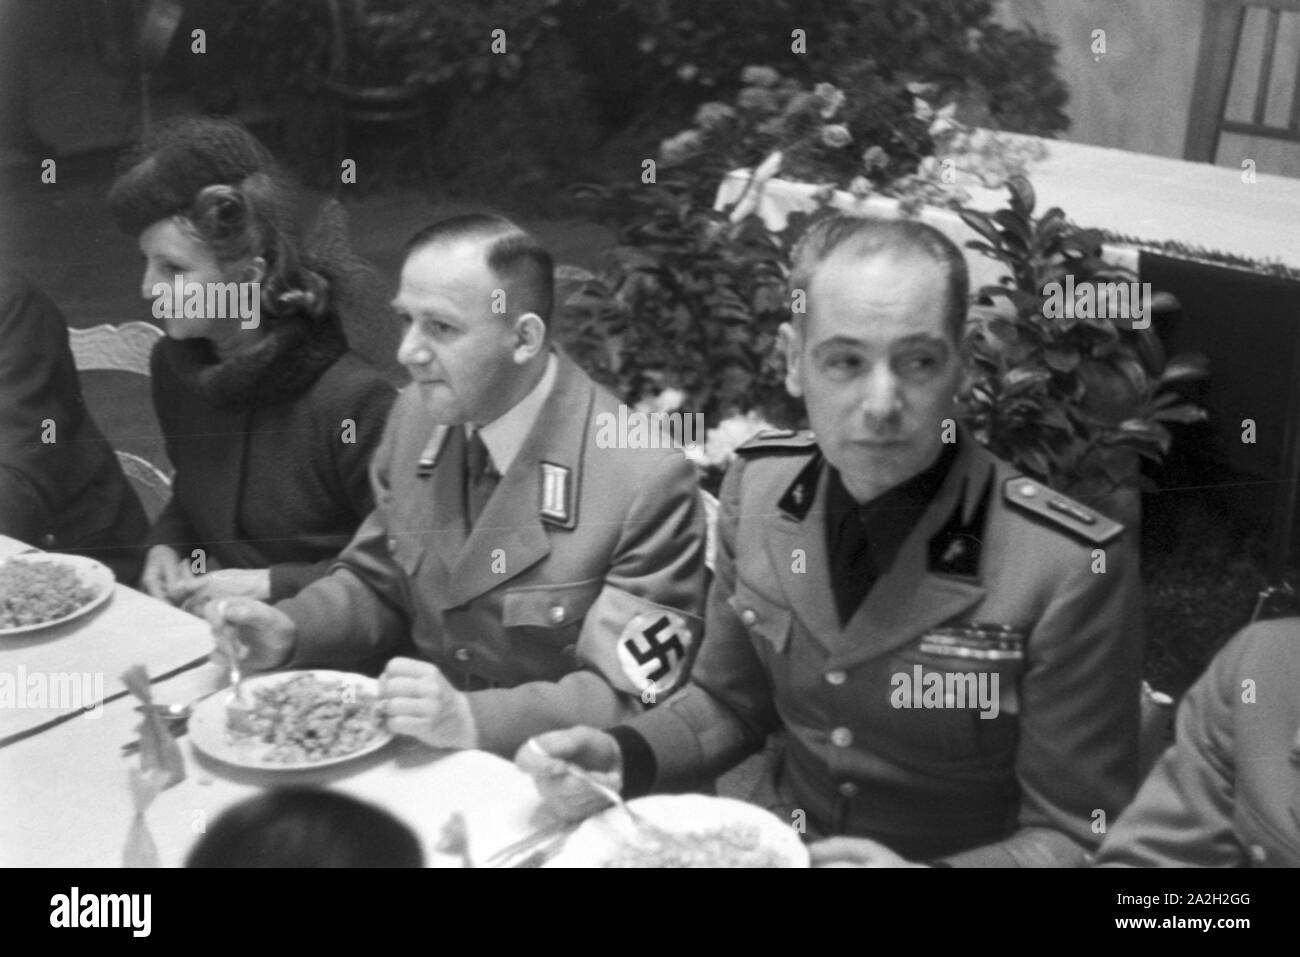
[525,739,666,838]
[479,823,574,868]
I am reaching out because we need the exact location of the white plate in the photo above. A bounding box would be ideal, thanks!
[0,552,115,636]
[189,670,393,771]
[548,794,809,868]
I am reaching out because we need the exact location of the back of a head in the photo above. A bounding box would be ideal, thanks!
[186,788,424,868]
[405,214,555,326]
[790,216,970,341]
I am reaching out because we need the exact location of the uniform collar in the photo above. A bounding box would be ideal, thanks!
[442,350,593,607]
[467,352,558,476]
[825,439,960,579]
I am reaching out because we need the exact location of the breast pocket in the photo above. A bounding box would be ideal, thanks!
[502,579,605,651]
[727,579,792,654]
[898,624,1028,762]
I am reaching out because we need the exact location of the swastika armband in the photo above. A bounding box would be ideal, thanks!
[577,586,702,703]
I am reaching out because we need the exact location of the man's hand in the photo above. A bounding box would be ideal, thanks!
[808,836,930,868]
[378,657,478,751]
[514,728,624,823]
[205,598,296,674]
[170,568,271,617]
[140,545,191,602]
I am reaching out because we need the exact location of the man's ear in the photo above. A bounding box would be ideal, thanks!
[778,321,804,398]
[512,311,547,363]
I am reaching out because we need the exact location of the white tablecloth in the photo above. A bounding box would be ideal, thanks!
[0,535,213,741]
[715,133,1300,287]
[0,661,547,867]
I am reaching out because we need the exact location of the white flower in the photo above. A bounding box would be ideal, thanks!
[700,412,776,468]
[659,129,704,166]
[849,175,873,198]
[677,63,699,82]
[741,65,780,88]
[928,103,959,138]
[813,82,846,119]
[820,123,852,149]
[912,98,934,122]
[861,145,889,172]
[646,388,686,413]
[693,101,736,131]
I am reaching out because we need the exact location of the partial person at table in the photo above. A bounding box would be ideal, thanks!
[0,273,148,583]
[187,788,424,867]
[1093,618,1300,868]
[210,215,707,759]
[106,116,396,613]
[516,216,1144,867]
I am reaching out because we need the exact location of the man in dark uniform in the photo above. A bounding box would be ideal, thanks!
[517,216,1144,867]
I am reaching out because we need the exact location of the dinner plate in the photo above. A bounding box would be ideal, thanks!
[189,670,393,771]
[0,552,115,637]
[547,794,809,868]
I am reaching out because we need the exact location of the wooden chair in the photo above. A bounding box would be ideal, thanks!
[1185,0,1300,162]
[67,321,172,520]
[315,0,437,189]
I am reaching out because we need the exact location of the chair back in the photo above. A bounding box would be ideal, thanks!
[67,322,172,521]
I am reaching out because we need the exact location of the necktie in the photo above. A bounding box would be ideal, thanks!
[831,506,877,627]
[465,430,499,528]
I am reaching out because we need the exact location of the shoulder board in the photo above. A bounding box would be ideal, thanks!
[736,429,818,457]
[1003,477,1124,546]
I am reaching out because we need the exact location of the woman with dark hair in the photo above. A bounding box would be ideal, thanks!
[107,117,396,612]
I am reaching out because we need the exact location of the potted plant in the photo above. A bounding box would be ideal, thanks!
[958,176,1208,525]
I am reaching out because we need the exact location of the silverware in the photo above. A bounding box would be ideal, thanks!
[480,822,573,868]
[134,703,192,722]
[525,738,657,834]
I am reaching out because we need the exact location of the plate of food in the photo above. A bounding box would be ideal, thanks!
[189,670,392,771]
[0,552,115,636]
[547,794,809,868]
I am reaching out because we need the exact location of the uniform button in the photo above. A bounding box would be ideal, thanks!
[548,605,566,624]
[825,670,847,686]
[1249,844,1267,865]
[838,781,859,798]
[40,533,56,548]
[741,609,757,626]
[830,727,853,748]
[386,536,399,552]
[1018,481,1037,497]
[453,647,471,663]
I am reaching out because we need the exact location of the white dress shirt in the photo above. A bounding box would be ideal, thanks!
[466,353,558,476]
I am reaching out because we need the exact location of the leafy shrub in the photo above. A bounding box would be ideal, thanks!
[959,177,1207,501]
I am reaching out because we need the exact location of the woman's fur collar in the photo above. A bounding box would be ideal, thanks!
[160,315,348,411]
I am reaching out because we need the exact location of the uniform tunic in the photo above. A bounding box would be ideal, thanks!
[278,351,708,757]
[619,429,1143,866]
[1096,618,1300,868]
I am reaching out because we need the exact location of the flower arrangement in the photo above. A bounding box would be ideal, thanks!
[660,67,1052,217]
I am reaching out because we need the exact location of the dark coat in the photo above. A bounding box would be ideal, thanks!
[0,275,148,582]
[147,319,396,601]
